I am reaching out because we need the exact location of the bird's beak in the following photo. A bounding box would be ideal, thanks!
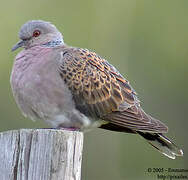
[11,40,25,52]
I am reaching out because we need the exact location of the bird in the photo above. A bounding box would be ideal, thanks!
[11,20,183,159]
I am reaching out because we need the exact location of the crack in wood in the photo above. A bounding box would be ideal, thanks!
[13,131,20,180]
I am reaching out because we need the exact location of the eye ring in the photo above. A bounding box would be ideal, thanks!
[33,30,41,37]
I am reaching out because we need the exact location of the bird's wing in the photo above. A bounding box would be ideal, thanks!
[57,46,168,133]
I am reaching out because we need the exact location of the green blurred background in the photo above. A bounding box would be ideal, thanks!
[0,0,187,179]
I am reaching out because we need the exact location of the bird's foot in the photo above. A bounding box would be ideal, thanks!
[59,127,81,131]
[38,127,80,131]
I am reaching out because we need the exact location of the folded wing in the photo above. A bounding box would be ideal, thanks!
[57,46,168,133]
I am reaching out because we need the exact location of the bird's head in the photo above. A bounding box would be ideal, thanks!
[12,20,64,51]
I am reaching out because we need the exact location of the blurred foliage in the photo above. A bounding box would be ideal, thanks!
[0,0,187,179]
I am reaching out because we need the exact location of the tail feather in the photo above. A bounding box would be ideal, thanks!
[138,132,183,159]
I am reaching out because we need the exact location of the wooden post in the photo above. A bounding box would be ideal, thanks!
[0,129,84,180]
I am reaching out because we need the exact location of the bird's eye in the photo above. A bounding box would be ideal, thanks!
[33,30,41,37]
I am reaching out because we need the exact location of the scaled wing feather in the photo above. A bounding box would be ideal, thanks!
[57,46,168,133]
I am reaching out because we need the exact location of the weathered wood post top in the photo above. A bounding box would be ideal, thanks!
[0,129,84,180]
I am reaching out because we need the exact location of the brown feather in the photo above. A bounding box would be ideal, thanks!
[57,45,168,133]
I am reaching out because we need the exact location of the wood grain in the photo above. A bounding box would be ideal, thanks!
[0,129,83,180]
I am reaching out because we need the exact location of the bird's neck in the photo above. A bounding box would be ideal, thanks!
[43,38,64,47]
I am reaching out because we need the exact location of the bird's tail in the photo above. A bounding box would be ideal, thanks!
[137,131,183,159]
